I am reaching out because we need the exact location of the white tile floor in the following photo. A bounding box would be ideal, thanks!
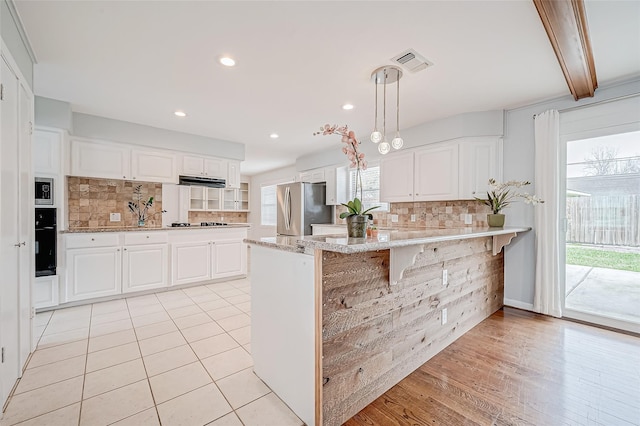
[0,278,303,426]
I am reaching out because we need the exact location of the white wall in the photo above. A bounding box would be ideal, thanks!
[248,165,297,240]
[503,77,640,308]
[35,96,73,130]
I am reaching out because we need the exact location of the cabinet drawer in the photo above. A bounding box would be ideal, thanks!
[124,232,169,245]
[65,233,120,249]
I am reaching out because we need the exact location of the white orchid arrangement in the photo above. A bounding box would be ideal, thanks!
[314,124,379,218]
[476,178,544,214]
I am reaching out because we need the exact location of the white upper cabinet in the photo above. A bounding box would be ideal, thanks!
[227,160,241,188]
[414,143,459,201]
[458,138,502,200]
[380,138,502,202]
[325,166,349,206]
[71,139,131,180]
[33,129,62,175]
[181,155,227,179]
[299,168,325,183]
[380,152,415,203]
[131,149,177,183]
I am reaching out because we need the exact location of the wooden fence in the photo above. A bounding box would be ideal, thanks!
[566,195,640,247]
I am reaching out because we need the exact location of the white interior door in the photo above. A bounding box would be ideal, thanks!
[0,57,21,407]
[18,81,33,365]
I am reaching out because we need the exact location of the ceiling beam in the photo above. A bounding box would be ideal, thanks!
[533,0,598,100]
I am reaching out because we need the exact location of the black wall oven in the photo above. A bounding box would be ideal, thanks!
[35,208,57,277]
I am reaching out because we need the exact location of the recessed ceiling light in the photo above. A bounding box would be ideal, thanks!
[270,133,279,139]
[220,57,236,67]
[342,104,354,110]
[174,111,187,117]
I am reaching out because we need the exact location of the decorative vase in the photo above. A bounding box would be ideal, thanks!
[346,215,368,238]
[487,213,505,227]
[138,219,145,227]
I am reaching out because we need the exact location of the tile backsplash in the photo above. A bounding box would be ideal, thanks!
[188,211,248,223]
[336,200,492,228]
[67,177,163,229]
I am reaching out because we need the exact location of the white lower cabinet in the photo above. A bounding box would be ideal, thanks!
[171,241,212,286]
[67,247,122,302]
[171,234,247,285]
[34,276,60,309]
[63,228,248,303]
[122,244,169,293]
[212,239,247,278]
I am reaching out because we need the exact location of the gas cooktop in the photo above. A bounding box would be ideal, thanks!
[170,222,229,227]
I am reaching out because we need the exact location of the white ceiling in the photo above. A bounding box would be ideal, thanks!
[14,1,640,175]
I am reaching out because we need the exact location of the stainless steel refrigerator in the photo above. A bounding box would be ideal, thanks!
[277,182,333,236]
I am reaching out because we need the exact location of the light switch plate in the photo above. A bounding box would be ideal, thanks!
[442,269,448,285]
[110,213,121,222]
[464,214,473,225]
[391,214,399,223]
[441,308,448,325]
[410,214,416,222]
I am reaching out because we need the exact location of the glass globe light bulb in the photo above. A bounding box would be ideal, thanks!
[370,131,382,144]
[391,136,404,150]
[378,141,391,155]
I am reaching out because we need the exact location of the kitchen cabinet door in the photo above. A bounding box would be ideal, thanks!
[325,166,349,206]
[66,247,121,302]
[414,144,459,201]
[380,151,415,202]
[205,158,227,179]
[33,129,62,175]
[181,155,205,176]
[211,239,246,278]
[34,276,59,309]
[70,139,131,180]
[458,138,502,200]
[171,241,212,286]
[131,149,177,183]
[226,160,241,187]
[122,244,169,293]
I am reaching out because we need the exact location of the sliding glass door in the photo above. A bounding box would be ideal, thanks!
[563,131,640,333]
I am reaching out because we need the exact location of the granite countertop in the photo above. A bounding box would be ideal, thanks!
[245,226,531,254]
[61,223,251,234]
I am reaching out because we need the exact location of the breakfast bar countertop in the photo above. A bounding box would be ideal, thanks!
[60,223,252,233]
[245,226,531,254]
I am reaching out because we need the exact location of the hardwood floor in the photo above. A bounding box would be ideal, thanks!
[344,307,640,426]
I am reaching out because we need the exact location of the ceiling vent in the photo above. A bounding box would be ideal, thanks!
[391,49,433,73]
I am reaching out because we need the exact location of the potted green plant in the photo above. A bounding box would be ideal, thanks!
[314,124,379,237]
[476,178,544,227]
[128,185,156,227]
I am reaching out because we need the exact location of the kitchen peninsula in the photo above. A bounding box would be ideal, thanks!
[246,226,529,426]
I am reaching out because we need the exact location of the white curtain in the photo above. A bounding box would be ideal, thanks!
[533,110,562,318]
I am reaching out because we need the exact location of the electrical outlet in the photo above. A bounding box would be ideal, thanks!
[464,214,473,225]
[442,269,448,285]
[410,214,416,222]
[391,214,399,223]
[110,213,121,222]
[441,308,448,325]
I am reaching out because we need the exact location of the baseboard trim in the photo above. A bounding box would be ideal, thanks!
[504,298,534,311]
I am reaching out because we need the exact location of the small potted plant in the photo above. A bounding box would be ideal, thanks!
[128,185,155,227]
[476,178,544,227]
[315,124,379,237]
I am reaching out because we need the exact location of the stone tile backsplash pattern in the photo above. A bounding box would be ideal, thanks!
[188,211,248,223]
[336,201,492,228]
[68,177,163,229]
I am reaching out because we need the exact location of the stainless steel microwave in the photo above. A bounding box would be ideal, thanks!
[35,177,54,205]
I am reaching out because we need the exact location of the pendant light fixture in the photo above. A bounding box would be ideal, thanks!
[370,66,403,155]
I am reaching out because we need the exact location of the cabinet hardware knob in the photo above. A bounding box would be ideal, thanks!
[124,248,127,251]
[123,176,126,178]
[117,249,120,252]
[146,236,149,238]
[91,238,95,241]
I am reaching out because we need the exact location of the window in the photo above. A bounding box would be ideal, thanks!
[349,165,389,212]
[260,184,278,226]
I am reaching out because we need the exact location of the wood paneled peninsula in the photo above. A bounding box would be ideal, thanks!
[246,226,530,426]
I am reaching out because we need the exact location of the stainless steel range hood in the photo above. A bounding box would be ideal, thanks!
[178,175,226,188]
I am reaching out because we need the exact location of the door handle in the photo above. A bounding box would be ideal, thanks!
[14,241,26,247]
[284,187,291,230]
